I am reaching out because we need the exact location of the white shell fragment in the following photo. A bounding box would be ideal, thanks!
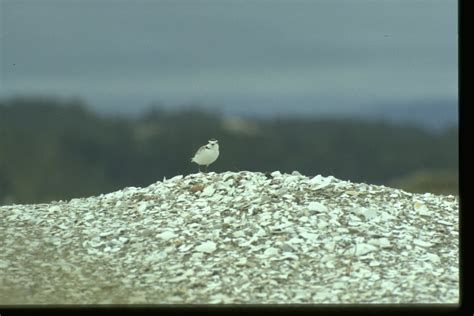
[300,231,318,241]
[281,252,299,260]
[378,238,391,248]
[195,241,217,253]
[157,231,177,241]
[361,208,378,220]
[308,175,332,190]
[201,185,216,197]
[368,237,391,248]
[0,171,458,304]
[351,243,378,256]
[422,253,441,263]
[307,201,328,213]
[413,239,433,248]
[414,201,431,216]
[137,202,148,213]
[270,171,282,177]
[263,247,279,256]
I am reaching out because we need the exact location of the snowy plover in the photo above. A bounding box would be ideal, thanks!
[191,139,219,172]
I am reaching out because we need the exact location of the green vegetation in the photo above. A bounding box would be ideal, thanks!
[388,168,458,196]
[0,97,458,205]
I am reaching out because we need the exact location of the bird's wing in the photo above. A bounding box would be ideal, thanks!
[192,145,207,159]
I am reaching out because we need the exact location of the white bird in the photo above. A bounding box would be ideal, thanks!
[191,139,219,172]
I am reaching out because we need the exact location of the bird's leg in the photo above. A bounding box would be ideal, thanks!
[205,165,208,173]
[198,165,202,173]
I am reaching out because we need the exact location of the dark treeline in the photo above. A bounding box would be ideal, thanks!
[0,97,458,205]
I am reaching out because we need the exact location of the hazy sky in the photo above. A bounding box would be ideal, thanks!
[0,0,457,117]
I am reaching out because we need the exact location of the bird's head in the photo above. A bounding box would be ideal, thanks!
[208,139,219,150]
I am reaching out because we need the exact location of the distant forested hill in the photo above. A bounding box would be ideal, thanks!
[0,97,458,205]
[350,98,457,131]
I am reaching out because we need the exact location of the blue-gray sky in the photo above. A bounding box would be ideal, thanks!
[0,0,457,120]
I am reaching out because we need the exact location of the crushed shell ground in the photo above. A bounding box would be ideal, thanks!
[0,171,459,304]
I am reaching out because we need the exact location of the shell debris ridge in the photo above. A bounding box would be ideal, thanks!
[0,171,459,304]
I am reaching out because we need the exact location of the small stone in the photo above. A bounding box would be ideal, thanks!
[190,184,204,193]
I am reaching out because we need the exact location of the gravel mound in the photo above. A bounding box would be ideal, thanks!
[0,171,459,304]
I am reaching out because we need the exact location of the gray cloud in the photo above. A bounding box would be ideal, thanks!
[1,0,457,115]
